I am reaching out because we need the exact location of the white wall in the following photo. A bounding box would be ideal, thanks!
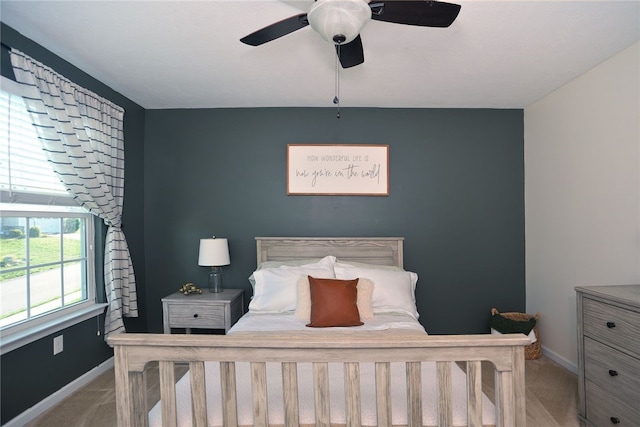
[524,42,640,371]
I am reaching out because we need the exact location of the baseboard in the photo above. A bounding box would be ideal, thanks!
[4,357,114,427]
[542,345,577,374]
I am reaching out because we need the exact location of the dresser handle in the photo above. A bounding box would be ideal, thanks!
[606,321,616,328]
[610,417,620,424]
[193,313,199,318]
[608,369,618,376]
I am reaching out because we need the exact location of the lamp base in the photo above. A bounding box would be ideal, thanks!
[208,267,224,293]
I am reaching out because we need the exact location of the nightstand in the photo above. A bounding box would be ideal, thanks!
[162,289,244,334]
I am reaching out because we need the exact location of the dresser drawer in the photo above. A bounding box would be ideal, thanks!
[583,297,640,355]
[167,303,225,328]
[586,380,639,426]
[585,337,640,409]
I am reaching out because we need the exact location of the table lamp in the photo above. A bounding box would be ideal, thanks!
[198,237,230,293]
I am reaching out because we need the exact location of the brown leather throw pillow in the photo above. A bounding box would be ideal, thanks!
[306,276,363,328]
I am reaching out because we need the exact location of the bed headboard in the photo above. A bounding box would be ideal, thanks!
[255,237,404,268]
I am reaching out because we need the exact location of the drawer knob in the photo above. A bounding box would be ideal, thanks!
[606,321,616,328]
[193,313,199,318]
[608,369,619,376]
[610,417,620,424]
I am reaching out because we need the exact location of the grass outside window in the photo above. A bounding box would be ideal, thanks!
[0,233,82,279]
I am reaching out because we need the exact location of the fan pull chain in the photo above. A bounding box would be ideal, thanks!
[334,43,340,119]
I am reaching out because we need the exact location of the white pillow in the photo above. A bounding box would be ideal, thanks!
[248,256,336,289]
[334,265,419,319]
[334,260,403,271]
[295,276,375,321]
[248,256,336,313]
[258,258,325,269]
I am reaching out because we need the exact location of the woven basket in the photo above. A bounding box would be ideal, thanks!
[491,308,541,360]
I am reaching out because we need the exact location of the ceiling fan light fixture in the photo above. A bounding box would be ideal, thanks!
[308,0,372,45]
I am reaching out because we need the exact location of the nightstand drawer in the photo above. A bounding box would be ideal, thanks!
[167,303,225,328]
[162,289,245,333]
[583,298,640,355]
[584,337,640,408]
[586,380,639,426]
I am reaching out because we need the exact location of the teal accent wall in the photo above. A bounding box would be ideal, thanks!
[143,108,525,335]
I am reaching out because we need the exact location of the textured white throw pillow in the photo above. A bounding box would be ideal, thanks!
[334,265,419,319]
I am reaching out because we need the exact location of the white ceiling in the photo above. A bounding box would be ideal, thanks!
[1,0,638,109]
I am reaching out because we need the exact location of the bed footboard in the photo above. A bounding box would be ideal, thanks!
[109,332,529,427]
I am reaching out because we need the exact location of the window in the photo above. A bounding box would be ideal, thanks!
[0,76,99,353]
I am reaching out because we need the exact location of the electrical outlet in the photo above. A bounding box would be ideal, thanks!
[53,335,63,355]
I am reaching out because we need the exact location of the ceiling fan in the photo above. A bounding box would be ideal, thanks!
[240,0,461,68]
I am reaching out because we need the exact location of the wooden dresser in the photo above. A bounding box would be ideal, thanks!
[575,285,640,426]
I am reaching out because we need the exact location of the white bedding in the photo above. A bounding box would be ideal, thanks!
[148,313,496,426]
[230,311,427,333]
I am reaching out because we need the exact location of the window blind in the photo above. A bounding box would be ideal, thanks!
[0,78,76,206]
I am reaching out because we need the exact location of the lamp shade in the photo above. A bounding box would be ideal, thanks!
[198,237,230,267]
[308,0,371,44]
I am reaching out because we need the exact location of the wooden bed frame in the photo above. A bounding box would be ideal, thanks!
[109,237,528,427]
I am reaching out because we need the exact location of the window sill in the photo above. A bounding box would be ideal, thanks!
[0,303,108,355]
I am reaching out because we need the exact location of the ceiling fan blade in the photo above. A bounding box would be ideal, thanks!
[240,13,309,46]
[336,35,364,68]
[369,1,461,27]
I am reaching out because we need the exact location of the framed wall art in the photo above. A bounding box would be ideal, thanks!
[287,144,389,196]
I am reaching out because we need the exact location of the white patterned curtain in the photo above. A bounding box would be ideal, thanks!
[10,49,138,341]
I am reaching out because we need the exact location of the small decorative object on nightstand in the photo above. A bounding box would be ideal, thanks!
[198,236,230,293]
[162,288,244,334]
[178,282,202,295]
